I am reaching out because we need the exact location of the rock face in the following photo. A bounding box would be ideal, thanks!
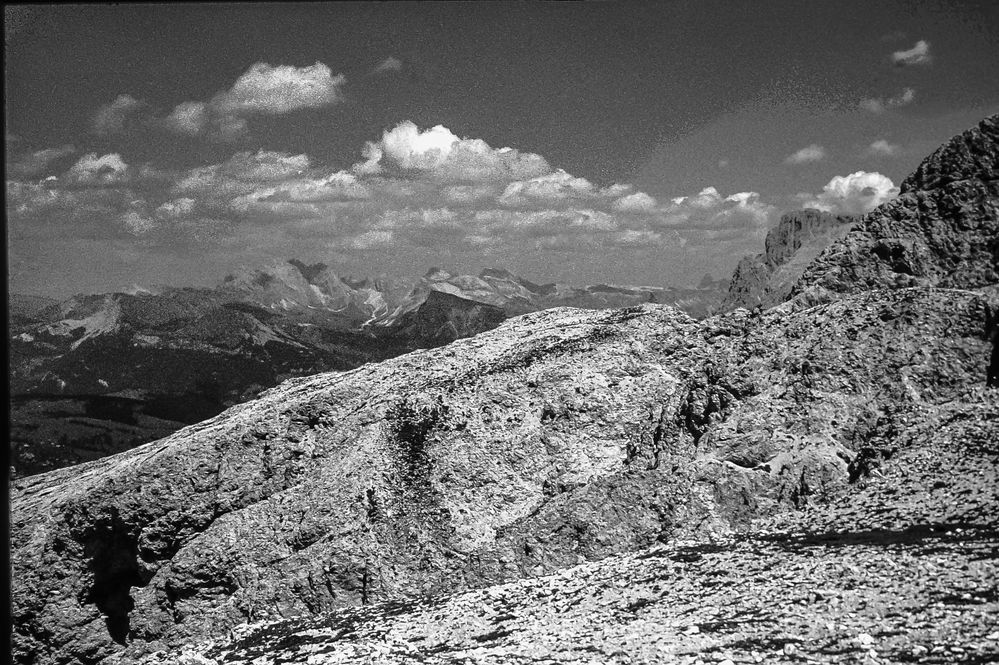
[385,290,508,347]
[724,209,856,310]
[793,115,999,297]
[142,384,998,663]
[10,114,999,665]
[375,266,726,326]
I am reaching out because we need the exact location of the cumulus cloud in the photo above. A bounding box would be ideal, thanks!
[798,171,899,216]
[784,144,826,165]
[498,170,605,207]
[662,187,776,242]
[892,40,931,66]
[613,192,658,213]
[8,119,780,274]
[354,121,551,182]
[161,101,212,136]
[174,150,311,198]
[211,62,345,116]
[65,153,131,186]
[91,94,147,135]
[93,62,345,141]
[154,197,197,220]
[859,87,915,114]
[8,144,76,178]
[373,56,403,74]
[867,139,900,157]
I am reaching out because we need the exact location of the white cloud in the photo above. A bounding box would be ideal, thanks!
[799,171,899,216]
[95,62,345,141]
[859,87,915,114]
[211,62,346,116]
[354,121,551,182]
[65,153,130,185]
[892,40,931,66]
[121,210,156,235]
[373,57,403,74]
[162,101,211,136]
[612,192,658,212]
[663,188,775,236]
[91,94,146,135]
[155,198,196,220]
[8,144,76,178]
[8,119,774,263]
[867,139,900,157]
[498,170,599,207]
[784,144,826,165]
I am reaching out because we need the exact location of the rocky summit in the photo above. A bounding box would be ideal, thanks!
[10,115,999,665]
[723,209,857,311]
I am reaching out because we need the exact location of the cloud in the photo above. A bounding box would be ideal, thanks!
[784,144,826,165]
[892,40,931,66]
[211,62,345,116]
[65,153,131,185]
[173,150,311,198]
[798,171,899,216]
[612,192,658,213]
[662,187,775,238]
[373,56,403,74]
[7,119,781,278]
[354,121,551,182]
[498,170,605,207]
[867,140,900,157]
[92,94,147,135]
[155,197,197,220]
[162,101,213,136]
[859,87,915,114]
[93,62,346,141]
[8,144,76,178]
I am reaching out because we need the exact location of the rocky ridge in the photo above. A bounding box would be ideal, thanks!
[723,209,856,311]
[11,114,999,665]
[792,115,998,297]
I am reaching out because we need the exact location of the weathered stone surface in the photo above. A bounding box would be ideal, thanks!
[141,388,999,664]
[724,209,856,311]
[792,114,999,297]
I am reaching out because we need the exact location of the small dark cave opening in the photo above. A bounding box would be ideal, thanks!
[81,510,143,645]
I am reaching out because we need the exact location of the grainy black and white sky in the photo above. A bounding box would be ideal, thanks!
[6,1,999,297]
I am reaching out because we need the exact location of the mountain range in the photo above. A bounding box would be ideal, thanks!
[10,114,998,664]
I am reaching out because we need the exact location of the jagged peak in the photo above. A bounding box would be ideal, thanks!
[900,113,998,194]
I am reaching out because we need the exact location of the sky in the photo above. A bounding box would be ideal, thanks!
[6,1,999,298]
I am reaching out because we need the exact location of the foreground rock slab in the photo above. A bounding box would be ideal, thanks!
[147,389,999,664]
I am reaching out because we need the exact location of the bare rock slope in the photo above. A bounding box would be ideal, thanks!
[11,114,999,665]
[793,114,998,296]
[723,209,856,310]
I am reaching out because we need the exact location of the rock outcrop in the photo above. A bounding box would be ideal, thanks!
[10,114,999,665]
[724,209,856,310]
[792,115,998,297]
[143,385,999,664]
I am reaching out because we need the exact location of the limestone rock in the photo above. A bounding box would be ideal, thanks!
[792,114,999,297]
[724,209,856,311]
